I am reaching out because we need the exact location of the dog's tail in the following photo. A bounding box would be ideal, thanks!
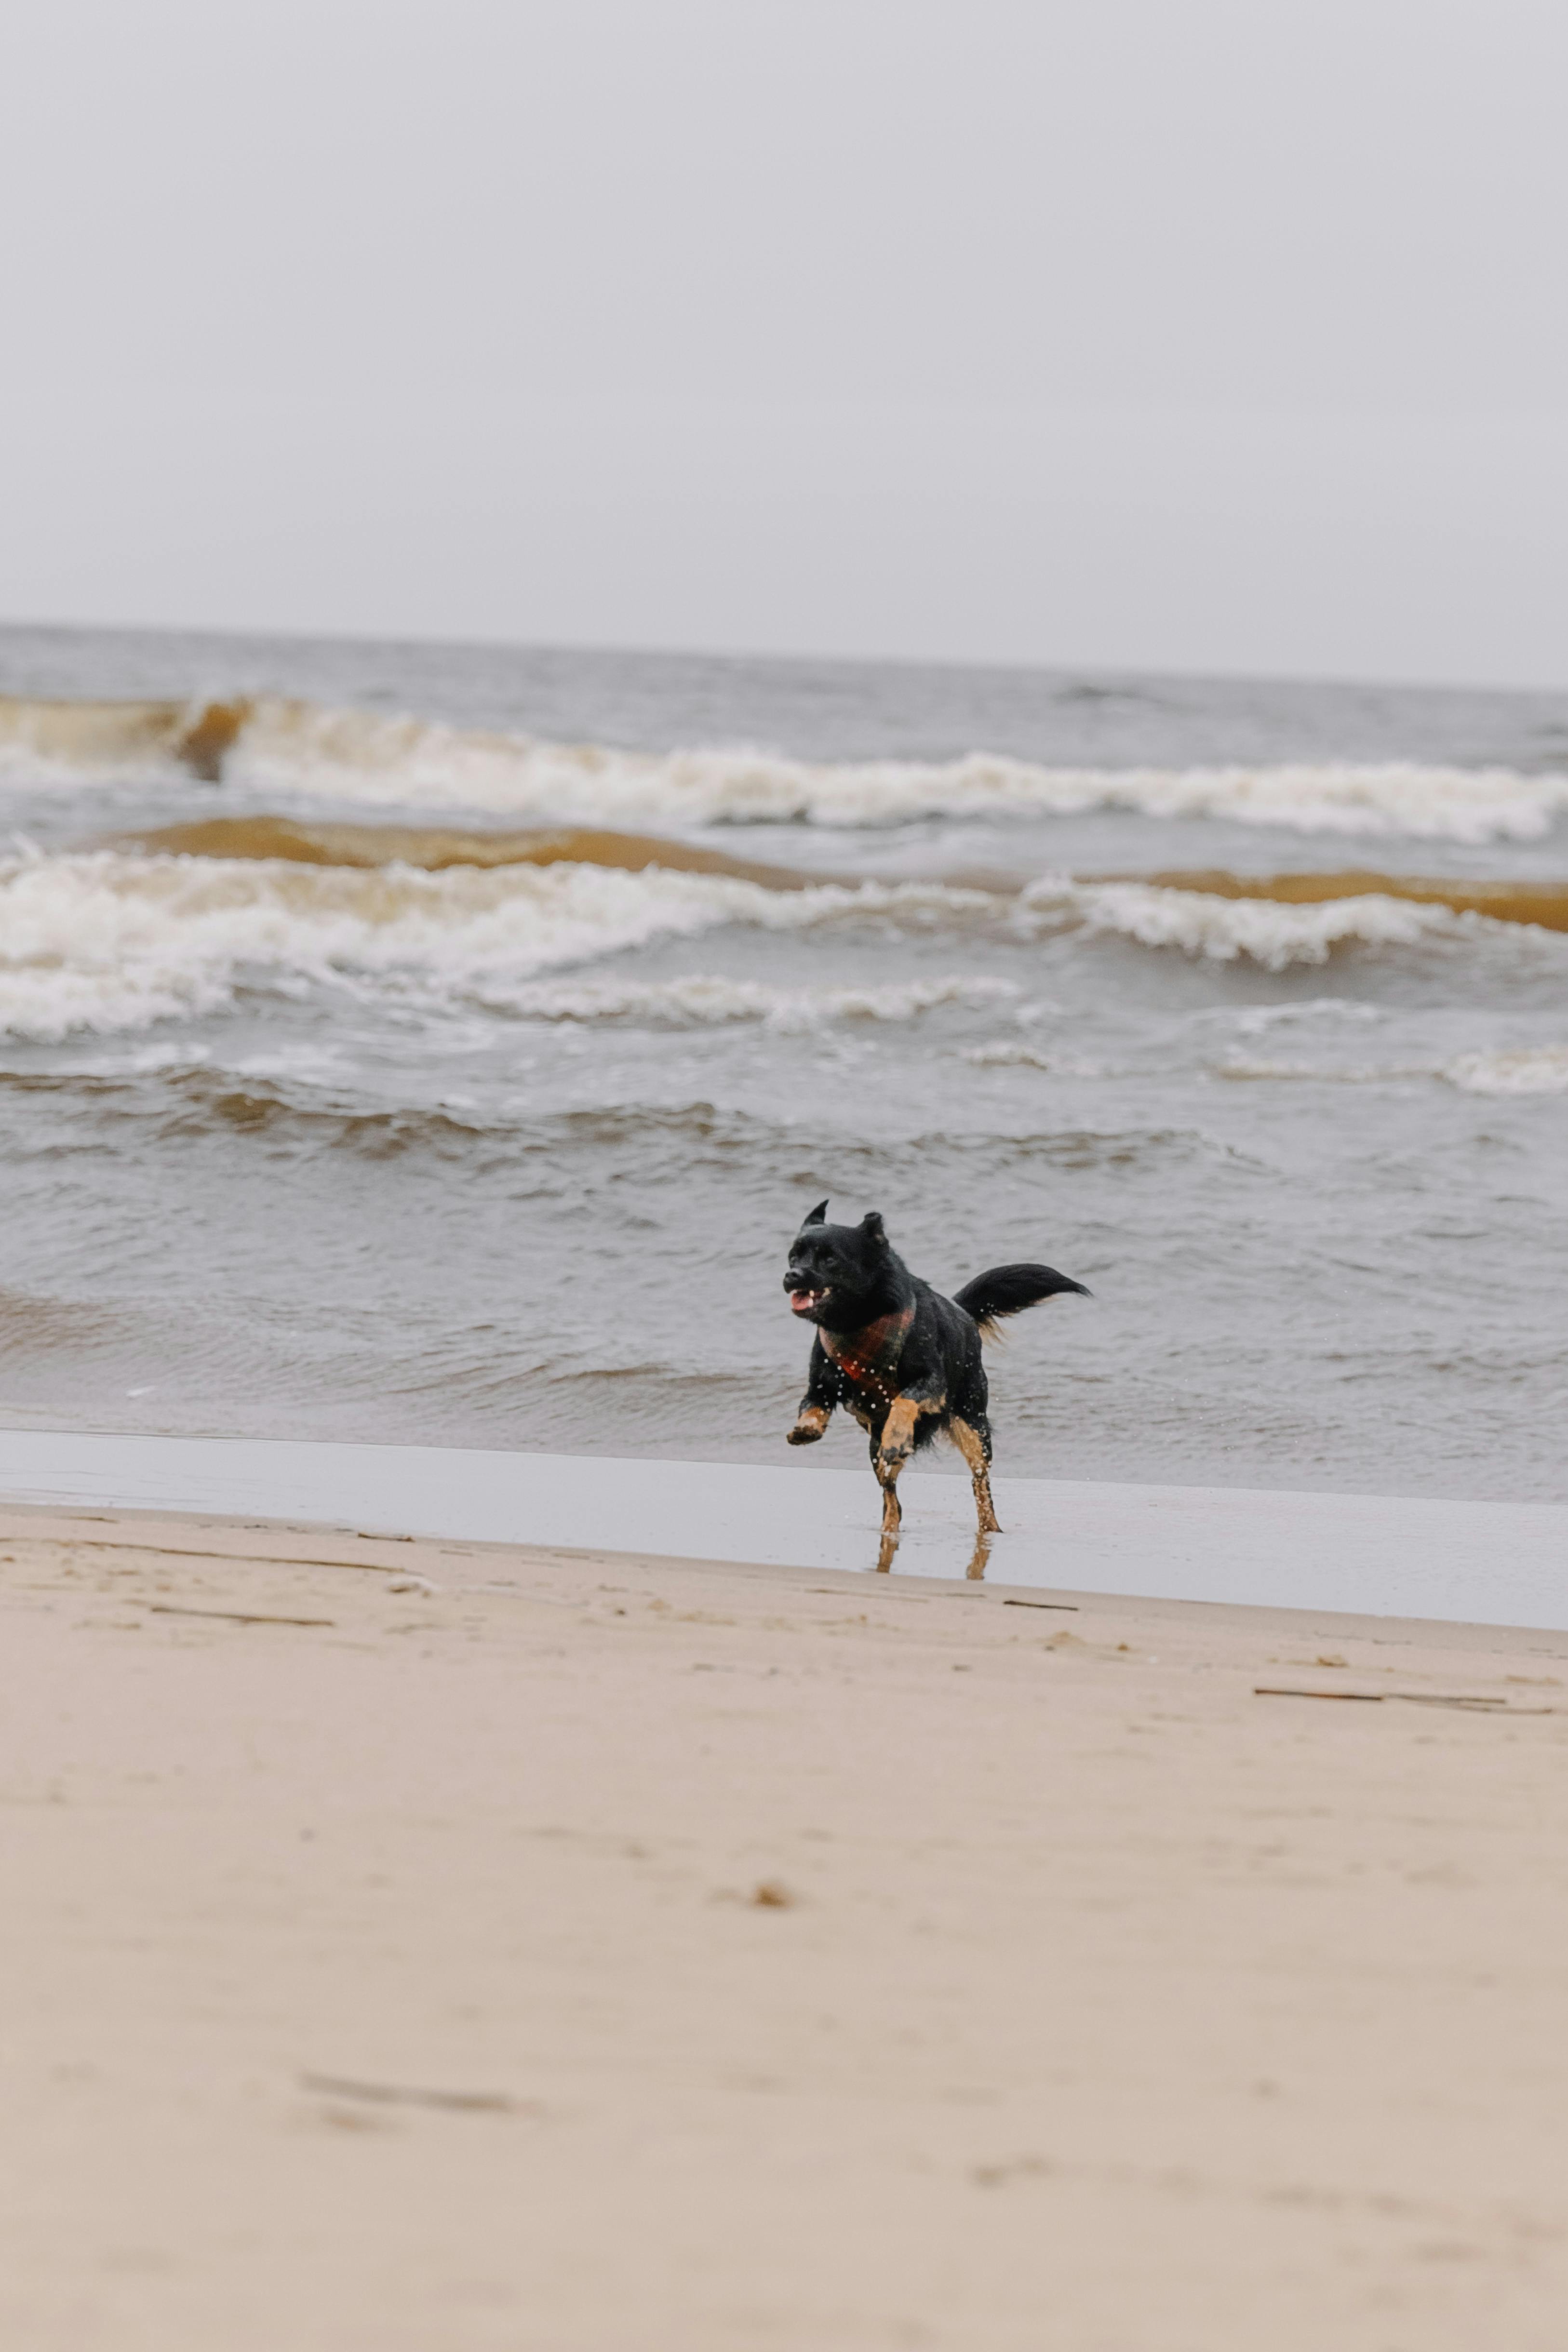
[953,1263,1091,1338]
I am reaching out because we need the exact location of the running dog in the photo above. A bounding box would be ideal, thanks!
[783,1201,1088,1557]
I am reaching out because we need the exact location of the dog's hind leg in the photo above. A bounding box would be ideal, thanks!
[872,1425,904,1549]
[870,1403,915,1564]
[871,1390,945,1567]
[950,1415,1001,1536]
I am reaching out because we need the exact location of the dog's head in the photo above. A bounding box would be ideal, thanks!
[783,1201,899,1329]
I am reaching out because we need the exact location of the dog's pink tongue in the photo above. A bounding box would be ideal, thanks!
[789,1291,815,1313]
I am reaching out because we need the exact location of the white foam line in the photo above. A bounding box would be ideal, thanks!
[1214,1044,1568,1094]
[491,974,1021,1028]
[4,691,1568,842]
[1045,878,1463,968]
[0,849,1547,1040]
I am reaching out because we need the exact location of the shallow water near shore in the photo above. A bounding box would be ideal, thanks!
[1,624,1565,1505]
[5,1429,1568,1630]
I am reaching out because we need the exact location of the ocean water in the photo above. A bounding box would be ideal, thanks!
[1,623,1565,1503]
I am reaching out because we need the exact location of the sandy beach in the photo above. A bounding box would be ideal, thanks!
[5,1503,1568,2350]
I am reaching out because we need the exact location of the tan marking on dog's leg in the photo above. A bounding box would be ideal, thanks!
[885,1396,921,1450]
[875,1525,899,1574]
[951,1416,1002,1535]
[787,1403,830,1446]
[875,1396,922,1479]
[874,1409,912,1546]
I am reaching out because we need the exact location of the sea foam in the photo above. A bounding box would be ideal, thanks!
[1212,1045,1568,1094]
[487,974,1021,1029]
[1046,879,1463,967]
[4,691,1568,842]
[1445,1045,1568,1096]
[0,848,1534,1041]
[0,850,994,1040]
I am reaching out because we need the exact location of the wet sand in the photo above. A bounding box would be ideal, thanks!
[5,1502,1568,2349]
[8,1430,1568,1625]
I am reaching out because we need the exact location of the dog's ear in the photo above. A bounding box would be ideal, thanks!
[858,1210,886,1247]
[802,1200,828,1227]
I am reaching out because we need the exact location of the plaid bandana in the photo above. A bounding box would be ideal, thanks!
[821,1306,915,1400]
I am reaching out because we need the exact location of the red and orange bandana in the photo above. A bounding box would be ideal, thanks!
[820,1307,914,1397]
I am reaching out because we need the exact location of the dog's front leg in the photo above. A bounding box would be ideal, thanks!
[787,1339,835,1446]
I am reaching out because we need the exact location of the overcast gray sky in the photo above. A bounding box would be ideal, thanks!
[3,0,1565,684]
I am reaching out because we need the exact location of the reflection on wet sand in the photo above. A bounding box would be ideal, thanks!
[874,1524,992,1579]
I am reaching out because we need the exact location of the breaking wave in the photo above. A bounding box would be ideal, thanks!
[0,848,997,1041]
[489,973,1020,1029]
[1139,868,1568,932]
[1028,878,1466,967]
[4,691,1568,842]
[105,814,816,888]
[0,843,1548,1042]
[1442,1046,1568,1096]
[105,824,1568,940]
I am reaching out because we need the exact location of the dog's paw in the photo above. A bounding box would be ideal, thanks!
[875,1443,911,1481]
[788,1408,829,1446]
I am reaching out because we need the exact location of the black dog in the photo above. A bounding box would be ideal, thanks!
[783,1202,1088,1556]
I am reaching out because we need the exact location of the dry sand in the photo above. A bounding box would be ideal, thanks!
[4,1502,1568,2350]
